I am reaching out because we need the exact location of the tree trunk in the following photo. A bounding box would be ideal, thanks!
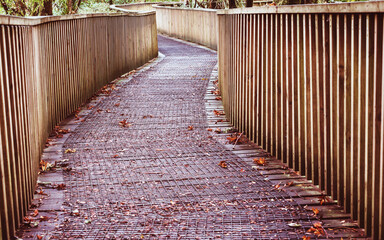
[245,0,253,7]
[41,0,53,15]
[209,0,217,9]
[228,0,236,8]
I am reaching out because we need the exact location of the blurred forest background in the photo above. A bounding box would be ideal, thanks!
[0,0,366,16]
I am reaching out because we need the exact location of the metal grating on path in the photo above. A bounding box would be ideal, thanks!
[18,35,369,240]
[53,36,312,239]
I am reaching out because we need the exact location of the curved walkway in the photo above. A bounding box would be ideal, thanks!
[17,36,364,239]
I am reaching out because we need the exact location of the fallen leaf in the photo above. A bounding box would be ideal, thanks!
[187,125,194,131]
[214,128,222,133]
[31,209,39,217]
[253,158,266,166]
[288,222,302,228]
[215,96,222,101]
[312,208,319,216]
[213,110,224,116]
[29,221,39,227]
[240,168,245,173]
[119,119,132,128]
[37,235,43,240]
[65,148,76,153]
[286,181,294,186]
[72,209,80,216]
[218,161,228,169]
[56,183,66,190]
[302,236,311,240]
[112,154,119,158]
[227,136,237,143]
[274,184,281,190]
[40,216,49,221]
[24,216,32,223]
[40,160,53,172]
[114,103,120,107]
[313,222,322,228]
[207,128,213,132]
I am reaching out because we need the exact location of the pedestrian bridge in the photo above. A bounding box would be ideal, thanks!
[1,2,383,239]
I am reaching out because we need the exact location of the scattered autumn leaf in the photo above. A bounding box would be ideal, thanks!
[114,103,120,107]
[215,97,222,101]
[119,119,132,128]
[37,235,43,240]
[253,158,266,166]
[308,222,325,237]
[207,128,213,132]
[65,148,76,153]
[24,216,32,223]
[112,154,119,158]
[227,136,237,143]
[288,222,302,228]
[31,209,39,217]
[213,110,225,116]
[56,183,66,190]
[240,168,245,173]
[312,208,319,216]
[39,160,53,172]
[188,125,194,131]
[286,181,294,186]
[218,161,228,168]
[274,184,281,190]
[313,222,322,228]
[40,216,49,221]
[302,236,311,240]
[214,128,222,133]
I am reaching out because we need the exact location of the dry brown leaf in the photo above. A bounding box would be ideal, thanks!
[253,158,266,166]
[218,161,228,169]
[32,209,39,217]
[65,148,76,153]
[119,119,132,128]
[312,208,319,216]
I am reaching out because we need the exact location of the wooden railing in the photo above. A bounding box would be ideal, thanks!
[154,4,218,50]
[218,2,384,239]
[111,2,162,12]
[0,12,158,239]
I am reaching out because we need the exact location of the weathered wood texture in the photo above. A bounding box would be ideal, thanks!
[154,4,218,50]
[0,13,158,239]
[218,3,384,239]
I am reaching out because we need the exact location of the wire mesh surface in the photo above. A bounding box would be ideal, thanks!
[50,36,314,239]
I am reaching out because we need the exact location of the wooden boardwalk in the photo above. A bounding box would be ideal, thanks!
[16,35,367,240]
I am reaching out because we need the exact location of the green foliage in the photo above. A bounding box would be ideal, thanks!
[53,0,82,15]
[0,0,49,16]
[77,1,118,14]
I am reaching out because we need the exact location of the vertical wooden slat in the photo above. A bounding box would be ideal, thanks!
[342,14,352,213]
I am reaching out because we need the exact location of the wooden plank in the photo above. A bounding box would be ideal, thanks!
[343,13,352,214]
